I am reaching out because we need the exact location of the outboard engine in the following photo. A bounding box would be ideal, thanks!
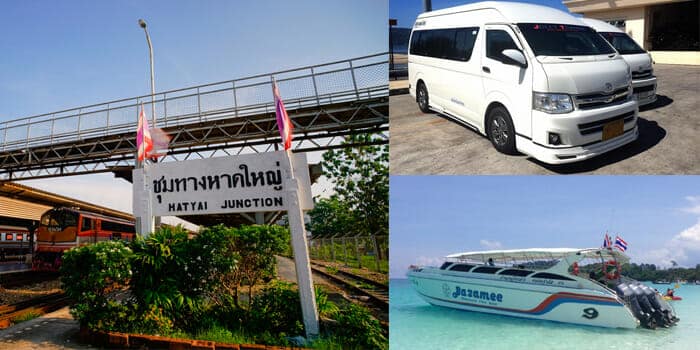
[654,293,680,324]
[638,285,680,326]
[616,283,654,329]
[628,284,666,327]
[635,284,673,328]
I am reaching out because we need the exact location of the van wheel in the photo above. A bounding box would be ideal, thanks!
[417,83,430,113]
[487,106,517,155]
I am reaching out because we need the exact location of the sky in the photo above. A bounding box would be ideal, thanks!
[390,176,700,278]
[389,0,572,28]
[0,0,386,221]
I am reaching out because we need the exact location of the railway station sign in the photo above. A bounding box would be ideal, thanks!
[132,151,313,216]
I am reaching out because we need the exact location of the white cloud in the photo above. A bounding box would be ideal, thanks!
[674,219,700,250]
[682,195,700,215]
[643,218,700,268]
[635,196,700,268]
[480,239,503,250]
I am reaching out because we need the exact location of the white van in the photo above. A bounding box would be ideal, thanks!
[581,18,657,107]
[408,1,638,164]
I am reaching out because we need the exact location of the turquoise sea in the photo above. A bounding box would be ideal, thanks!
[390,279,700,350]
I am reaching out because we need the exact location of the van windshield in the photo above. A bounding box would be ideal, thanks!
[599,32,646,55]
[517,23,616,56]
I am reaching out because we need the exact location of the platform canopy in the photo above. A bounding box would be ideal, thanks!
[0,182,132,222]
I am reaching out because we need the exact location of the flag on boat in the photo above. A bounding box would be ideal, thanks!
[614,235,628,252]
[136,103,171,161]
[272,78,294,151]
[136,104,153,161]
[603,233,612,249]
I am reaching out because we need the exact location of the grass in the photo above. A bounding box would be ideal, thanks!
[166,325,351,349]
[312,251,388,273]
[11,311,41,324]
[190,326,254,344]
[308,336,346,350]
[166,327,258,346]
[356,281,375,290]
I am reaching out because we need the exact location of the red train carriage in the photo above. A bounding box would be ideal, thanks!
[33,207,135,271]
[0,225,33,260]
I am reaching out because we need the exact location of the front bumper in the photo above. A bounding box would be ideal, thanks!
[521,100,639,164]
[632,76,657,107]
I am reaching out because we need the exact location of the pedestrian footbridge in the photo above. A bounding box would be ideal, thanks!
[0,53,388,181]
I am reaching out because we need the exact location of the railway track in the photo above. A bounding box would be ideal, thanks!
[0,271,59,289]
[0,292,69,328]
[309,261,389,331]
[311,260,388,289]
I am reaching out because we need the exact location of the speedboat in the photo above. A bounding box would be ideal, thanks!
[407,248,679,329]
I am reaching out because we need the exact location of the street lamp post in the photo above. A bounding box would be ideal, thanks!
[138,19,156,127]
[138,18,160,230]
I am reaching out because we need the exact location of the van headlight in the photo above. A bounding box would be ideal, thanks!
[533,93,573,114]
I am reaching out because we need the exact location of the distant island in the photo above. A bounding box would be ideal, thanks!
[622,263,700,282]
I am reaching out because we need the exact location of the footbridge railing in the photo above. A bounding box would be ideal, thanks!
[0,53,389,180]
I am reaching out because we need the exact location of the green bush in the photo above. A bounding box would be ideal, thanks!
[333,303,387,350]
[209,224,289,308]
[59,224,385,349]
[248,281,304,336]
[314,286,339,318]
[129,225,235,332]
[60,241,133,330]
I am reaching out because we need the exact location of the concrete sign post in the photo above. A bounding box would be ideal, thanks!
[132,150,319,338]
[138,162,155,236]
[285,175,320,337]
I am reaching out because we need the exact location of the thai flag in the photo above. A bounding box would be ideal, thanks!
[603,233,612,249]
[614,236,628,252]
[136,104,153,161]
[136,103,170,161]
[272,78,294,150]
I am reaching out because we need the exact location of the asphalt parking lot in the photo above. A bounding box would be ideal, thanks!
[389,64,700,174]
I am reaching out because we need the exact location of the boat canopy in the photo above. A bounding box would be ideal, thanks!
[445,248,630,264]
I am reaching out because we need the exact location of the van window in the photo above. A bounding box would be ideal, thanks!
[517,23,615,56]
[410,27,479,61]
[486,30,519,62]
[600,32,646,55]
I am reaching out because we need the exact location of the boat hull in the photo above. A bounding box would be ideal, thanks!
[408,271,639,329]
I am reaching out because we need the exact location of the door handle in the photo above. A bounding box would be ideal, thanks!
[482,66,491,73]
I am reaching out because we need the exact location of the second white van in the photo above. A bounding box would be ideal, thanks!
[408,1,639,164]
[581,18,657,107]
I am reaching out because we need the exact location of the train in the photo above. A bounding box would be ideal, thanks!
[0,225,33,260]
[33,207,135,271]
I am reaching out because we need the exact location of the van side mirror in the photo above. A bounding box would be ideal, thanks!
[501,49,527,68]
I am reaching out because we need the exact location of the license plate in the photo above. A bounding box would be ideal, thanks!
[602,119,624,141]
